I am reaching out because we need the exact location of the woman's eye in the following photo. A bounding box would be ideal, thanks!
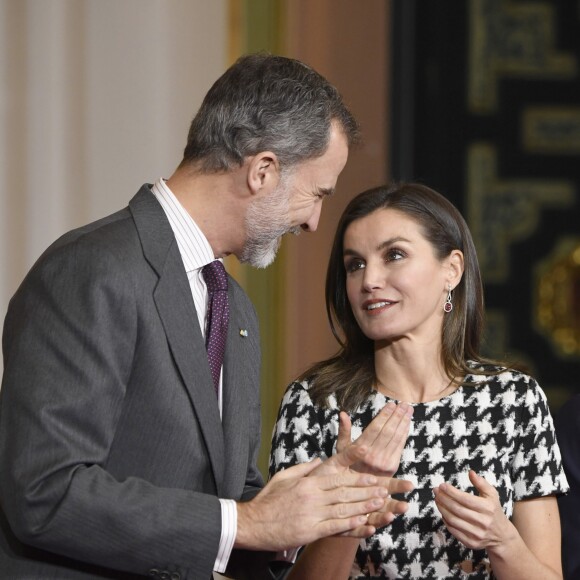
[386,249,405,261]
[345,259,365,273]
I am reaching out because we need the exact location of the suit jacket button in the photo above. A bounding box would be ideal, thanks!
[148,569,159,577]
[159,573,170,580]
[170,574,181,580]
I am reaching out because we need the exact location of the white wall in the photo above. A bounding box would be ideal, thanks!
[0,0,228,374]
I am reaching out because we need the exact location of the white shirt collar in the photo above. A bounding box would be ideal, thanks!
[151,178,216,273]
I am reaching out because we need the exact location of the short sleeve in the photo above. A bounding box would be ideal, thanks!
[269,381,336,478]
[511,377,569,501]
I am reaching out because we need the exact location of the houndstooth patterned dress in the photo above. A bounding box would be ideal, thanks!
[269,365,569,579]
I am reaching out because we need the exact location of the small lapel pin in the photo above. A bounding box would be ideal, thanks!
[239,329,248,337]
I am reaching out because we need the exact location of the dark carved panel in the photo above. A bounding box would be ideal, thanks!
[391,0,580,409]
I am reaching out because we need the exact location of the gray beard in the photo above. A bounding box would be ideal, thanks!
[240,235,283,269]
[240,221,301,269]
[240,179,301,269]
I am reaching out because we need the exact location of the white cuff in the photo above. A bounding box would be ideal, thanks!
[214,499,237,573]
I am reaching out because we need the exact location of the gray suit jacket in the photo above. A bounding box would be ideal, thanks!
[0,186,264,579]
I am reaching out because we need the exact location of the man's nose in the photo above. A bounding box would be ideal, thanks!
[301,202,323,232]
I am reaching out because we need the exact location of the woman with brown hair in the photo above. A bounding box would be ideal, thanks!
[270,183,568,579]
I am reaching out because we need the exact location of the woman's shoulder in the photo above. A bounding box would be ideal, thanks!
[465,361,543,398]
[281,377,339,411]
[466,360,534,380]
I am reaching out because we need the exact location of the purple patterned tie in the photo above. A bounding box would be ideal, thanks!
[202,260,229,394]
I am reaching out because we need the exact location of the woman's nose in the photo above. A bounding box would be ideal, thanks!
[362,264,384,291]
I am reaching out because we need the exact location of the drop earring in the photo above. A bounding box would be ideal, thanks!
[444,286,453,313]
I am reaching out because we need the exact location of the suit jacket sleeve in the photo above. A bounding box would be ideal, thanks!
[0,224,225,579]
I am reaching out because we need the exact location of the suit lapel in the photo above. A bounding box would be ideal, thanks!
[221,290,249,497]
[129,186,225,494]
[221,283,262,498]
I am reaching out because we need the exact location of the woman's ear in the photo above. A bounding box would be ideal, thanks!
[246,151,281,195]
[447,249,464,290]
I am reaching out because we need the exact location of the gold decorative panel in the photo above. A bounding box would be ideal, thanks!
[522,107,580,155]
[535,238,580,359]
[467,143,575,282]
[468,0,577,114]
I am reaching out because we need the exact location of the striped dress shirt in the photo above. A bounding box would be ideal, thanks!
[151,178,236,574]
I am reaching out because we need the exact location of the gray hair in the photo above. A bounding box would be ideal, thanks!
[181,53,359,173]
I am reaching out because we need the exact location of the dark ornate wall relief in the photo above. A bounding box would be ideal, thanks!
[467,142,574,283]
[467,0,576,115]
[391,0,580,407]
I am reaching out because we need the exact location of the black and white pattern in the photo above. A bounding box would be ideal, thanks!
[269,365,569,579]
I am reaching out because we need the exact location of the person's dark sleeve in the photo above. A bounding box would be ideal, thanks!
[555,394,580,580]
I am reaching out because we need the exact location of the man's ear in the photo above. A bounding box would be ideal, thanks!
[447,249,464,290]
[246,152,281,195]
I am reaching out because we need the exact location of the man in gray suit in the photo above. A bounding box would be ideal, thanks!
[0,54,410,579]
